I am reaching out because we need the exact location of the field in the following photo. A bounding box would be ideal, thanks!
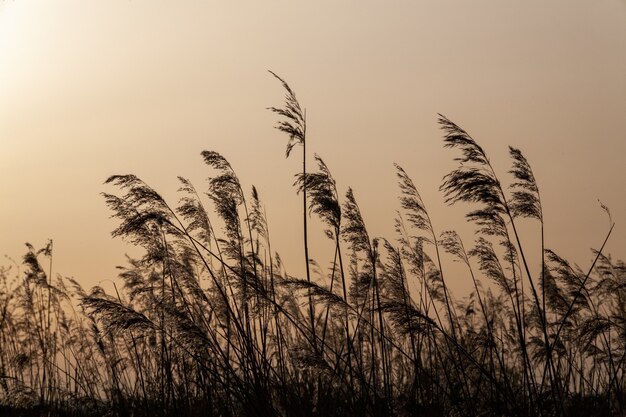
[1,76,624,417]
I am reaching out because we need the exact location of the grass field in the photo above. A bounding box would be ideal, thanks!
[0,76,623,417]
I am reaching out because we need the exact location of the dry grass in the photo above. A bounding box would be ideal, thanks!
[0,75,624,417]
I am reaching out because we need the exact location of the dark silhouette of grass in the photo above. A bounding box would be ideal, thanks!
[0,74,623,417]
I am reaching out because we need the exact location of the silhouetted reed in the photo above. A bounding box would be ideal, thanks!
[0,75,623,417]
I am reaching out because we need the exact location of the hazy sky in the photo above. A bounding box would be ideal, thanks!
[1,1,625,294]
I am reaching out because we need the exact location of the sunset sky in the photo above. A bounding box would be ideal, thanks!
[1,1,625,294]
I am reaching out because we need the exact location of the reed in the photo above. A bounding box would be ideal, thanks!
[0,74,623,417]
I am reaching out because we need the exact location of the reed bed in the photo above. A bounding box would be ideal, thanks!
[0,74,624,416]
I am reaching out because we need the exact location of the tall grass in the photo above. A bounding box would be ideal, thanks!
[0,74,624,416]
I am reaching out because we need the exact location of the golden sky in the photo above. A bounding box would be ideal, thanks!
[1,1,625,293]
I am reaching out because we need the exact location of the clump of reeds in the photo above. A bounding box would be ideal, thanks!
[0,74,623,417]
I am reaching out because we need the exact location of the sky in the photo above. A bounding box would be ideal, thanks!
[1,1,625,295]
